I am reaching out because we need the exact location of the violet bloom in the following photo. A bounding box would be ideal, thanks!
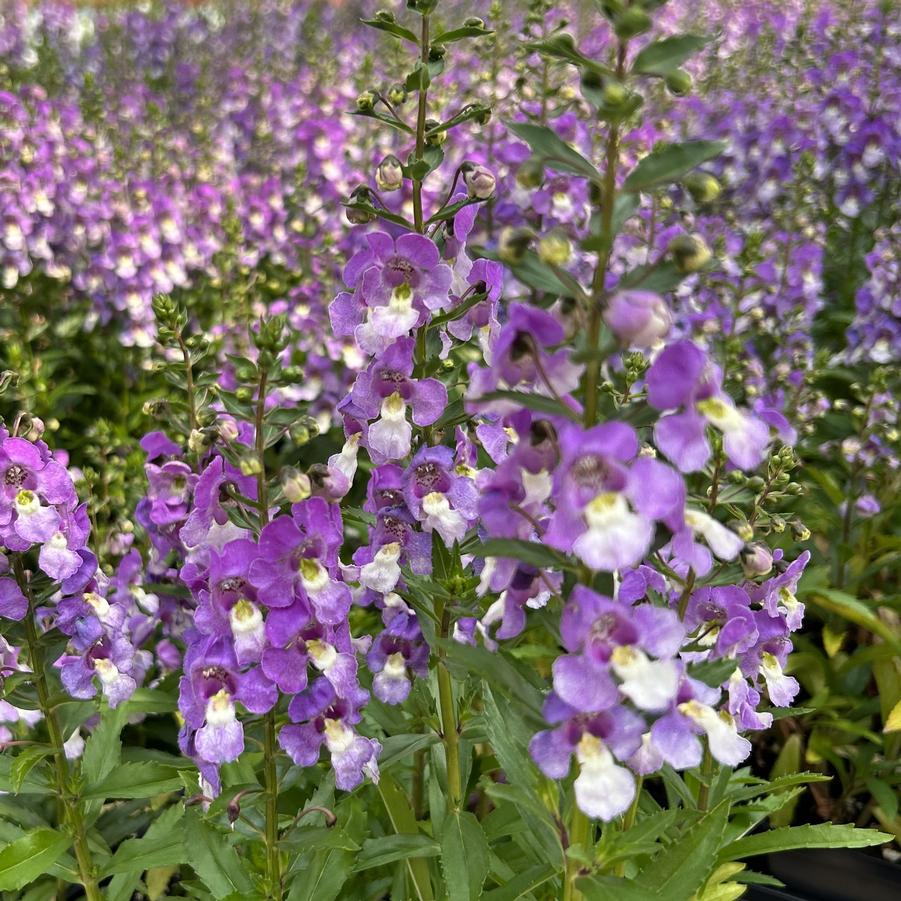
[249,498,350,624]
[557,586,685,714]
[467,304,582,416]
[366,616,429,704]
[0,578,27,620]
[530,692,645,821]
[345,337,447,462]
[646,341,771,473]
[281,678,380,791]
[544,423,685,572]
[330,231,452,355]
[403,446,478,547]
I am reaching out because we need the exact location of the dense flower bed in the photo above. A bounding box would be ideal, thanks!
[0,1,897,899]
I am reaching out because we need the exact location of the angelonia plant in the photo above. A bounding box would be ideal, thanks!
[0,1,894,900]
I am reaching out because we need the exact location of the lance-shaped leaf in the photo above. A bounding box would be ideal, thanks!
[508,122,601,183]
[720,824,891,860]
[623,140,726,192]
[361,18,418,45]
[527,33,615,77]
[433,25,494,43]
[440,810,490,901]
[0,829,71,891]
[633,35,708,77]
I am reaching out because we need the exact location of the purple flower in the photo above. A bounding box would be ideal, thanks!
[647,342,771,473]
[544,423,684,572]
[603,290,672,348]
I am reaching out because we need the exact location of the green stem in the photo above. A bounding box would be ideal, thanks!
[254,368,282,900]
[412,14,430,233]
[563,806,591,901]
[15,558,101,901]
[437,611,462,812]
[697,745,714,811]
[263,710,282,900]
[583,42,626,428]
[614,777,643,877]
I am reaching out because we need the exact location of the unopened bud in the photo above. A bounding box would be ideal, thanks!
[669,234,712,273]
[537,230,572,265]
[741,543,773,577]
[376,154,404,191]
[614,7,651,38]
[282,466,312,503]
[498,227,533,264]
[516,158,545,189]
[684,173,722,203]
[356,91,377,112]
[603,290,672,348]
[666,69,693,96]
[387,83,407,105]
[461,162,496,200]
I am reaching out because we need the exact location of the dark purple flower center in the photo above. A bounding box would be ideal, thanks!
[414,462,449,493]
[4,464,26,487]
[381,515,409,542]
[701,603,726,623]
[571,455,609,490]
[219,577,245,593]
[590,613,619,642]
[384,255,417,287]
[377,488,404,507]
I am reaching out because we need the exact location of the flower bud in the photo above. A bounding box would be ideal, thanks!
[665,69,693,96]
[461,162,496,200]
[425,119,446,146]
[498,227,533,264]
[537,230,572,265]
[614,7,651,38]
[603,290,672,348]
[464,16,485,27]
[374,9,395,23]
[669,234,712,273]
[376,154,404,191]
[239,456,263,477]
[346,186,377,224]
[737,522,754,542]
[684,173,722,203]
[741,543,773,577]
[281,466,312,503]
[516,158,545,189]
[387,83,407,105]
[356,91,377,112]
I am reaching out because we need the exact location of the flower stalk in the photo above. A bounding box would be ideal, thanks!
[15,557,101,901]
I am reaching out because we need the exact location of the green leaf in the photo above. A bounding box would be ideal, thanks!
[637,801,730,898]
[472,390,581,423]
[633,35,707,77]
[432,25,493,43]
[618,260,686,294]
[82,761,184,799]
[479,537,574,572]
[184,810,254,899]
[768,735,804,828]
[440,642,544,720]
[0,829,71,891]
[688,657,738,689]
[440,810,489,901]
[721,824,891,860]
[577,875,656,901]
[801,587,901,654]
[507,122,601,183]
[378,732,441,771]
[102,805,186,876]
[82,703,128,787]
[623,141,725,192]
[361,18,418,44]
[9,747,52,794]
[0,753,52,795]
[288,798,366,901]
[355,833,440,871]
[377,774,435,901]
[483,864,558,900]
[526,34,614,77]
